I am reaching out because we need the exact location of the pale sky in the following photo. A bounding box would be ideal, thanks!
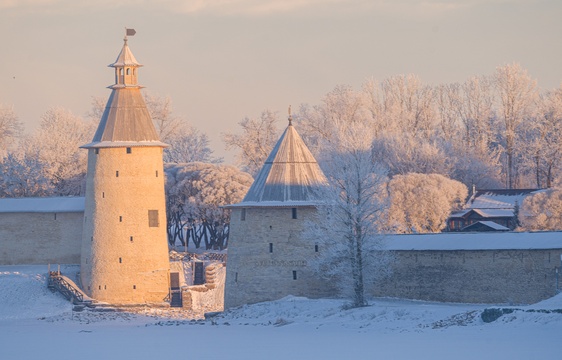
[1,0,561,163]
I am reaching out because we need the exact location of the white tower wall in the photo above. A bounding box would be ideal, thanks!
[81,146,170,304]
[225,206,335,308]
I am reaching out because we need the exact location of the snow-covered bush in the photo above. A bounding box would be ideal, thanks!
[386,173,468,233]
[519,188,562,231]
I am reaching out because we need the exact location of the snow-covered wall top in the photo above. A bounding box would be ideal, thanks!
[0,197,85,213]
[384,231,562,251]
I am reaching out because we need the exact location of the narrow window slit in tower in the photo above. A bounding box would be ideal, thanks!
[104,285,106,290]
[116,170,119,177]
[235,272,238,283]
[133,285,136,289]
[241,208,246,221]
[99,285,101,290]
[102,192,105,198]
[130,236,133,242]
[126,147,131,154]
[95,148,99,154]
[156,170,158,177]
[315,244,319,252]
[269,243,273,253]
[293,271,297,280]
[119,257,122,263]
[292,208,297,219]
[54,213,57,220]
[91,236,93,242]
[119,216,122,222]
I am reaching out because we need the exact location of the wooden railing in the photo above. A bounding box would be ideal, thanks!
[48,272,84,304]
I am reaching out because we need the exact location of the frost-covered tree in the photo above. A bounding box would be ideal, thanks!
[32,107,95,196]
[295,84,379,155]
[387,173,468,234]
[306,122,391,308]
[0,149,51,197]
[494,63,538,189]
[222,110,279,176]
[0,104,23,157]
[371,133,452,177]
[447,144,503,189]
[164,125,221,164]
[522,88,562,188]
[165,162,253,249]
[381,74,436,139]
[144,92,186,143]
[519,189,562,231]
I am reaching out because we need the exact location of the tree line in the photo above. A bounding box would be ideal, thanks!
[0,94,251,250]
[2,63,561,248]
[225,63,562,191]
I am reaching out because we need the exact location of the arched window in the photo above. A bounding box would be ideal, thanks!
[126,68,130,75]
[119,68,123,76]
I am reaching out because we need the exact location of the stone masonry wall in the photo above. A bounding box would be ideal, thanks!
[81,146,170,305]
[225,206,336,308]
[0,212,82,265]
[372,249,562,305]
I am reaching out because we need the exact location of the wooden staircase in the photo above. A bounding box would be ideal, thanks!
[48,271,94,306]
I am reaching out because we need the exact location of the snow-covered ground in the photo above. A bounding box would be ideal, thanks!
[1,265,561,360]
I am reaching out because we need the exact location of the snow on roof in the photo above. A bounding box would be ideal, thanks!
[467,189,543,209]
[449,209,513,218]
[475,221,510,230]
[461,221,510,231]
[109,39,142,67]
[383,231,562,251]
[81,140,168,148]
[240,124,328,205]
[225,201,322,208]
[472,209,514,218]
[0,197,85,213]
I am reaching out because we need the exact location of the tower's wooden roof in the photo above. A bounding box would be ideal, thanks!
[233,123,327,206]
[82,38,166,149]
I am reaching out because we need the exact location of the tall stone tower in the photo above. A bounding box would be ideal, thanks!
[224,113,334,309]
[80,34,170,305]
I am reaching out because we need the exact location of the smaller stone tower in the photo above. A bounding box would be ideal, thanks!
[80,33,170,305]
[224,111,333,309]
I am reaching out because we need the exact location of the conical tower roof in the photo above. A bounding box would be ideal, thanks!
[82,36,166,148]
[235,118,328,207]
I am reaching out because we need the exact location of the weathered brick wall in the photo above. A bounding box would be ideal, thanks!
[225,206,336,308]
[371,249,562,305]
[0,212,82,265]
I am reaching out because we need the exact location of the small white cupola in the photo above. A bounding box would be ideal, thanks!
[109,30,143,88]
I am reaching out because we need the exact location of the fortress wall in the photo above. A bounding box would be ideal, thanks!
[225,206,336,309]
[371,249,562,305]
[0,212,83,265]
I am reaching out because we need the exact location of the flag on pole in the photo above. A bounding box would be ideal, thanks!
[126,28,136,36]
